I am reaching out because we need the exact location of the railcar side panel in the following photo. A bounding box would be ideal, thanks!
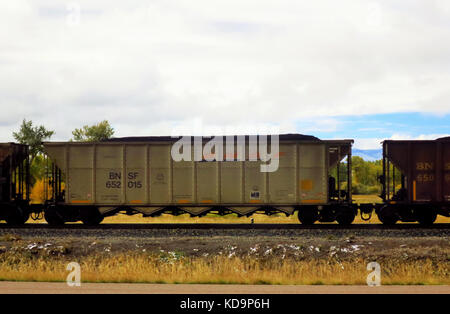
[268,144,296,204]
[444,144,450,202]
[125,145,147,205]
[149,145,171,204]
[411,142,437,202]
[68,145,93,204]
[298,144,327,204]
[45,140,330,207]
[196,161,219,204]
[244,160,266,204]
[95,145,123,204]
[172,158,194,204]
[220,161,242,203]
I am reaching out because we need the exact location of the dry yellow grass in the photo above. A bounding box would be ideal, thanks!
[0,253,448,285]
[352,194,382,204]
[102,213,300,224]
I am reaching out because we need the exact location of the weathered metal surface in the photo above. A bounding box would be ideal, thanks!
[384,138,450,203]
[0,143,29,203]
[0,143,28,164]
[43,136,353,209]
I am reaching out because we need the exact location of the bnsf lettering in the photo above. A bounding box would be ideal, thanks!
[416,162,433,170]
[417,174,434,182]
[107,172,121,188]
[445,163,450,170]
[128,172,139,179]
[128,181,142,188]
[106,181,121,188]
[127,172,142,189]
[109,172,121,180]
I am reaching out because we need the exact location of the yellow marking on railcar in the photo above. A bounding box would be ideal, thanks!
[300,180,313,191]
[413,180,416,201]
[200,200,213,203]
[249,200,261,203]
[130,200,143,204]
[177,199,190,204]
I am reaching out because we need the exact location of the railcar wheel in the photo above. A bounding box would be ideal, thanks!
[5,211,28,225]
[297,207,318,225]
[377,206,398,225]
[81,209,104,226]
[336,208,355,225]
[416,209,437,226]
[21,212,30,224]
[44,207,65,226]
[5,206,28,225]
[81,215,104,226]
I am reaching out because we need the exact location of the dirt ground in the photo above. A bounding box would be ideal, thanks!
[1,227,449,263]
[1,281,449,294]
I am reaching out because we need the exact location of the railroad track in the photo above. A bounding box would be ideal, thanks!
[1,223,449,230]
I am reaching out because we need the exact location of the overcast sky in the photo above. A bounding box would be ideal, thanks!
[1,0,449,149]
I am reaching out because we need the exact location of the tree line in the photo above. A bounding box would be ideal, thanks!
[330,156,402,195]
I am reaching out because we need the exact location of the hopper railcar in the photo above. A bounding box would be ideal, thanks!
[0,143,42,224]
[376,137,450,225]
[40,134,355,225]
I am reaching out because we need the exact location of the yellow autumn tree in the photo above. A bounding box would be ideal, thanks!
[30,179,52,204]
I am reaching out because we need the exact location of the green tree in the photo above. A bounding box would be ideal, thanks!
[349,157,403,195]
[13,119,55,165]
[72,120,115,142]
[29,154,47,186]
[352,156,370,185]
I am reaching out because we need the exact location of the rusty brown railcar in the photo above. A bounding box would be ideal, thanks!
[378,137,450,224]
[0,143,32,224]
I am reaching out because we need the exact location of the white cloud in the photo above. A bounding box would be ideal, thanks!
[354,133,450,150]
[353,138,384,150]
[1,1,450,141]
[390,133,450,141]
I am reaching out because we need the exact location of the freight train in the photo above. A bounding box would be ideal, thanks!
[0,134,449,226]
